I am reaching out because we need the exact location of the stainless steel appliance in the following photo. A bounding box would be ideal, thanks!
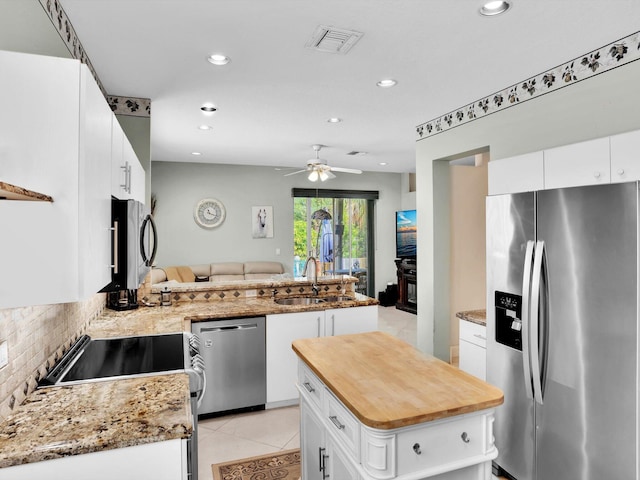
[40,332,205,480]
[192,317,266,416]
[102,198,158,307]
[487,182,639,480]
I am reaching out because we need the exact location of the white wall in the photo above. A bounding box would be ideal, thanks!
[151,162,402,295]
[416,58,640,359]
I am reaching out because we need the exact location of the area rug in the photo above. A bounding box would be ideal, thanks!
[212,448,301,480]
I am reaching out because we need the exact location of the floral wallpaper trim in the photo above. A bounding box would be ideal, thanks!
[416,30,640,140]
[108,96,152,117]
[39,0,151,118]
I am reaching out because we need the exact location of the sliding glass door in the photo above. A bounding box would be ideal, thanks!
[293,189,377,296]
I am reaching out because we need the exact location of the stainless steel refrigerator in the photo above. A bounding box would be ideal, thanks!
[486,181,639,480]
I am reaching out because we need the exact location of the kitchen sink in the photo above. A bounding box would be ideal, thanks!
[322,296,355,302]
[274,295,355,305]
[274,297,326,305]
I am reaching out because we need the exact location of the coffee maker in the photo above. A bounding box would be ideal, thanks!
[107,289,139,311]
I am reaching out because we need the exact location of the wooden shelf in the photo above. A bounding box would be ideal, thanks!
[0,181,53,202]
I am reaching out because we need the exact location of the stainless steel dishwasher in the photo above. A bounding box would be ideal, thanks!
[192,316,266,416]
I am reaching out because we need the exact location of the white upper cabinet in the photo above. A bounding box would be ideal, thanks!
[610,129,640,184]
[488,152,544,195]
[0,51,115,308]
[489,131,640,195]
[543,137,610,190]
[111,118,146,202]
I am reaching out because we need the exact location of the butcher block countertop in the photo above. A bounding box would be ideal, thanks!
[292,331,503,430]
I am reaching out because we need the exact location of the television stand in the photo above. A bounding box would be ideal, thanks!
[395,259,417,314]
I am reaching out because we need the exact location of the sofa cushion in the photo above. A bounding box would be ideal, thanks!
[244,261,285,280]
[190,264,211,277]
[151,268,168,284]
[210,262,245,275]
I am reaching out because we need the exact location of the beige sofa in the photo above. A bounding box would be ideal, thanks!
[151,261,286,284]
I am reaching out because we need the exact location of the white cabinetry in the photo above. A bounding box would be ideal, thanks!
[610,129,640,184]
[543,137,610,189]
[488,152,544,195]
[0,438,188,480]
[489,130,640,196]
[459,320,487,381]
[298,361,495,480]
[0,51,113,308]
[266,305,378,405]
[111,117,146,202]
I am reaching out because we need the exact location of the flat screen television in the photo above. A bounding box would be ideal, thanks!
[396,209,417,258]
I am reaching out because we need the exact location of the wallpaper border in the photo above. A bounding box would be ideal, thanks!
[416,30,640,141]
[39,0,151,117]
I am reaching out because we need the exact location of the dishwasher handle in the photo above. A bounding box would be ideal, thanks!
[201,323,258,333]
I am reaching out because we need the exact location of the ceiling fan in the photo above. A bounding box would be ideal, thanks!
[284,144,363,182]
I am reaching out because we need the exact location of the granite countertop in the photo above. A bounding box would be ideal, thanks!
[293,331,503,430]
[455,309,486,326]
[0,374,191,468]
[89,293,378,338]
[0,291,377,469]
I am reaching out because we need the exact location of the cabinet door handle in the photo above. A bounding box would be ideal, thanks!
[318,447,324,473]
[461,432,470,443]
[593,171,601,179]
[303,382,315,393]
[317,316,321,337]
[329,415,345,430]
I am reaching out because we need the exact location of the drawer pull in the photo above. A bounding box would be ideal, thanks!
[303,382,315,393]
[473,334,486,340]
[329,415,345,430]
[413,443,422,455]
[461,432,470,443]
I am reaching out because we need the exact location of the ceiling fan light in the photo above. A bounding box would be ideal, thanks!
[319,170,329,181]
[308,170,319,182]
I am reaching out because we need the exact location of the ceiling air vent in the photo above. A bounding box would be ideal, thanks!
[347,151,367,156]
[306,25,363,54]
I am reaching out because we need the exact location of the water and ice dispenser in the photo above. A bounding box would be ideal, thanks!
[495,291,523,350]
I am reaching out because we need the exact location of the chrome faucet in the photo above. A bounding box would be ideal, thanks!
[303,256,319,295]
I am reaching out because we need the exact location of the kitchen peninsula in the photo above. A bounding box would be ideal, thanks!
[293,331,504,480]
[0,276,377,479]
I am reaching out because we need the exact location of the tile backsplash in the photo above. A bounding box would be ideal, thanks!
[0,294,105,421]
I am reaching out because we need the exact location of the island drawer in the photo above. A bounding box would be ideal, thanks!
[459,319,487,348]
[298,362,324,408]
[395,411,493,477]
[326,390,360,461]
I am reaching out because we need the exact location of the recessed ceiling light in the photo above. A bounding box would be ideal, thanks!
[379,162,388,166]
[376,79,397,88]
[191,152,202,156]
[479,1,510,16]
[207,54,230,65]
[198,125,213,130]
[327,117,342,123]
[200,104,217,113]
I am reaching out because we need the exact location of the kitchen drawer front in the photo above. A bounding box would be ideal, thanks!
[396,412,494,477]
[298,362,324,409]
[325,390,360,461]
[459,319,487,348]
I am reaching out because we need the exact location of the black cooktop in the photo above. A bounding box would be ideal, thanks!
[40,333,185,386]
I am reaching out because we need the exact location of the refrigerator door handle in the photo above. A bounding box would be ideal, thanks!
[521,240,535,400]
[530,240,546,405]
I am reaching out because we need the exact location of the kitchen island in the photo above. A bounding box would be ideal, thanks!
[293,331,504,480]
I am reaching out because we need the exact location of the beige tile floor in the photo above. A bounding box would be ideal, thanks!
[197,305,418,479]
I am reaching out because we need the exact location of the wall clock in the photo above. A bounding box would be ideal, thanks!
[194,198,226,229]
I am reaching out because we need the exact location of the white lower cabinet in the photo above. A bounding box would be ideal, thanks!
[266,306,378,405]
[298,361,496,480]
[458,320,487,381]
[301,388,360,480]
[0,439,188,480]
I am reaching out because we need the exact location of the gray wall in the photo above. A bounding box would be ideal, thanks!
[151,161,403,295]
[415,58,640,359]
